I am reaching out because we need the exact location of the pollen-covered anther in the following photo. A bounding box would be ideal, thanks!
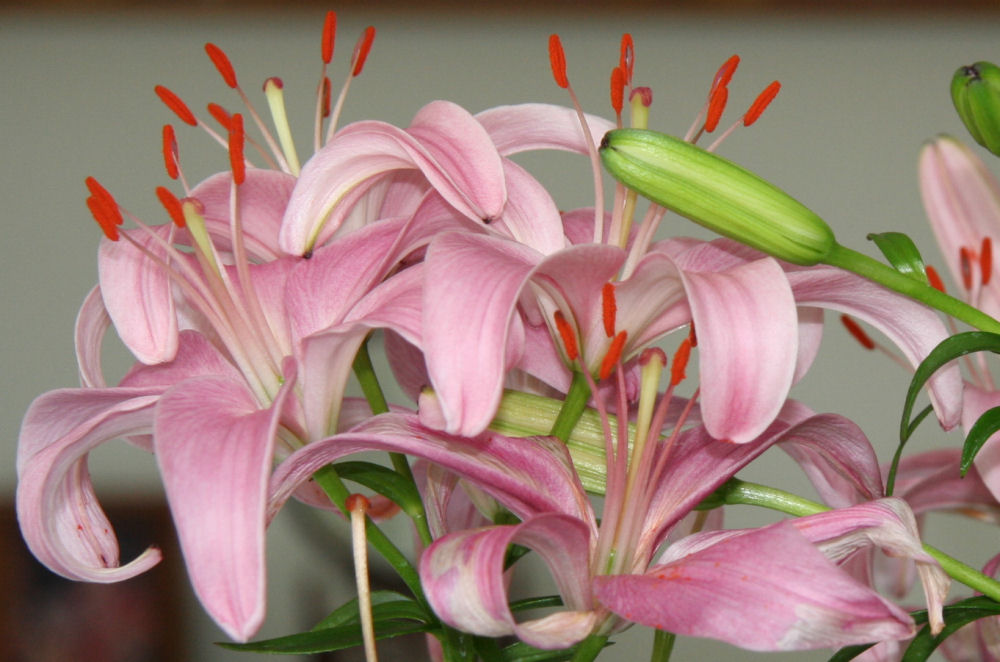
[207,103,234,132]
[321,10,336,64]
[960,246,975,290]
[599,330,628,381]
[705,84,728,133]
[743,80,781,127]
[205,42,238,89]
[352,26,376,77]
[602,282,618,337]
[553,310,579,362]
[925,265,947,293]
[619,33,635,86]
[981,236,993,286]
[711,55,741,95]
[671,337,692,386]
[155,186,186,228]
[840,315,876,350]
[84,176,124,241]
[154,84,197,126]
[610,66,625,117]
[548,34,569,89]
[161,124,179,180]
[228,112,246,185]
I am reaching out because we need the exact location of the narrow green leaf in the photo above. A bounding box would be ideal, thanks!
[502,640,612,662]
[867,232,929,283]
[312,590,429,631]
[334,460,425,518]
[901,596,1000,661]
[826,642,875,662]
[219,619,437,654]
[509,595,564,613]
[962,405,1000,475]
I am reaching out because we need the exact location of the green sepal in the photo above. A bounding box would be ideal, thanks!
[962,405,1000,476]
[334,460,425,520]
[866,232,929,284]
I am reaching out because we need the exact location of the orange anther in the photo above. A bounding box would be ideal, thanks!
[228,112,245,186]
[982,237,993,286]
[925,265,946,293]
[610,66,625,116]
[548,34,569,89]
[743,81,781,127]
[154,85,197,126]
[321,10,337,64]
[840,315,875,350]
[554,310,579,362]
[84,176,122,226]
[619,33,634,85]
[155,186,186,228]
[602,282,617,337]
[86,196,119,241]
[599,330,628,381]
[207,103,233,131]
[161,124,179,180]
[688,321,698,348]
[205,43,238,89]
[711,55,740,94]
[671,337,692,386]
[960,246,974,290]
[352,26,376,77]
[705,85,728,133]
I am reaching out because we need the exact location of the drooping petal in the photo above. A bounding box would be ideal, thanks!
[489,159,566,255]
[419,514,597,649]
[17,388,163,583]
[153,371,295,642]
[119,329,241,388]
[74,285,112,388]
[475,103,615,156]
[595,521,914,651]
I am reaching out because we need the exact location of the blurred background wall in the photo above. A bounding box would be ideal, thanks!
[3,2,999,660]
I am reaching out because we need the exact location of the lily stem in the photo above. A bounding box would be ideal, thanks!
[650,630,676,662]
[714,478,1000,602]
[551,370,592,442]
[570,634,609,662]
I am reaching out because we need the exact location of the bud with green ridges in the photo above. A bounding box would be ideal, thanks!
[951,61,1000,158]
[599,128,836,266]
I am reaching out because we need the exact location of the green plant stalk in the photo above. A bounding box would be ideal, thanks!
[824,244,1000,334]
[351,337,432,548]
[549,370,593,442]
[571,634,609,662]
[650,630,675,662]
[715,478,1000,602]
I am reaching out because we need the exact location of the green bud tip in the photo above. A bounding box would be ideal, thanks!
[599,128,836,266]
[951,61,1000,158]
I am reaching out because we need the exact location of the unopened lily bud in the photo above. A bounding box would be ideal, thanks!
[599,128,836,265]
[951,61,1000,157]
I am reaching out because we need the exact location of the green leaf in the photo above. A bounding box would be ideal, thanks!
[827,642,875,662]
[962,405,1000,475]
[334,460,425,519]
[312,590,429,631]
[219,619,436,654]
[867,232,929,284]
[901,596,1000,662]
[501,640,612,662]
[509,595,564,613]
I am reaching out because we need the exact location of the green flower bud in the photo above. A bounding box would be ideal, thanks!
[599,128,836,266]
[951,61,1000,157]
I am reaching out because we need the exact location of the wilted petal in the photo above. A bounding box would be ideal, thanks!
[74,286,112,388]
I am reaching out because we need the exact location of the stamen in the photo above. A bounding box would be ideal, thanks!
[712,55,741,94]
[925,265,947,293]
[86,196,120,241]
[263,77,301,175]
[154,85,197,126]
[619,34,634,86]
[228,112,246,186]
[982,237,993,286]
[705,85,728,133]
[84,176,124,228]
[602,282,617,337]
[321,10,336,64]
[554,310,579,361]
[548,34,569,89]
[352,26,376,77]
[346,494,378,662]
[840,315,875,350]
[207,103,234,131]
[204,43,238,89]
[670,337,692,386]
[960,246,974,290]
[599,330,628,381]
[161,124,179,180]
[688,321,698,347]
[155,186,186,228]
[743,80,781,127]
[610,66,625,118]
[321,76,332,118]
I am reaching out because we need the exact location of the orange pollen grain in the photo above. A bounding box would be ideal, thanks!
[743,81,781,127]
[321,10,337,64]
[155,186,186,228]
[602,282,617,337]
[599,330,628,381]
[228,113,245,185]
[960,246,974,290]
[554,310,579,361]
[161,124,179,180]
[705,85,728,133]
[982,237,993,286]
[205,43,238,88]
[548,34,569,89]
[352,26,376,77]
[925,265,946,293]
[840,315,875,350]
[671,337,692,386]
[610,66,625,115]
[154,85,197,126]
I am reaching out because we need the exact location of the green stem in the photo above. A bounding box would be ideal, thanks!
[824,243,1000,334]
[714,478,1000,602]
[650,630,675,662]
[550,370,592,442]
[570,634,609,662]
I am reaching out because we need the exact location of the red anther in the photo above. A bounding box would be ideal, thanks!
[925,265,947,293]
[619,33,634,85]
[630,86,652,108]
[610,66,625,116]
[207,103,233,131]
[602,282,617,337]
[345,493,371,513]
[86,196,120,241]
[688,321,697,348]
[84,176,123,227]
[554,310,579,361]
[840,315,875,350]
[711,55,740,94]
[154,85,197,126]
[321,76,332,118]
[599,330,628,381]
[705,85,728,133]
[161,124,179,180]
[229,112,245,186]
[205,43,238,89]
[155,186,186,228]
[548,34,569,89]
[321,10,337,64]
[671,337,692,387]
[743,80,781,127]
[352,26,376,77]
[982,237,993,286]
[960,246,974,290]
